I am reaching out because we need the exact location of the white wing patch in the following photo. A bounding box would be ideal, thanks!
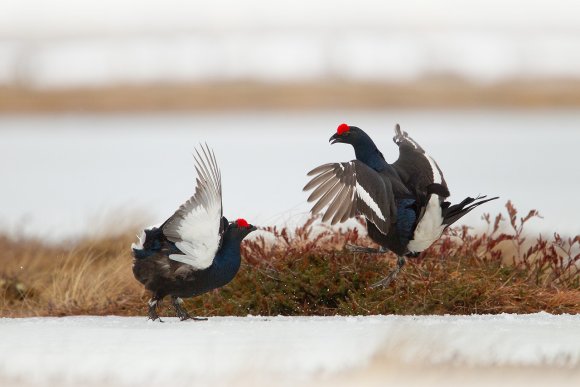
[163,145,223,270]
[408,194,446,253]
[393,123,424,152]
[426,155,443,184]
[355,181,386,221]
[168,205,222,269]
[393,124,446,188]
[303,161,392,234]
[403,135,421,150]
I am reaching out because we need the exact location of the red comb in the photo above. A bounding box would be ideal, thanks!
[337,123,349,135]
[236,218,249,228]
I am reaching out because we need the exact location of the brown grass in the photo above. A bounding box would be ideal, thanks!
[3,79,580,112]
[0,235,145,316]
[0,202,578,318]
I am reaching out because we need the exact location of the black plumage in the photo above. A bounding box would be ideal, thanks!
[131,145,256,321]
[304,123,498,287]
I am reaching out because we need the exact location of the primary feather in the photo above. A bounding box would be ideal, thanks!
[163,144,223,270]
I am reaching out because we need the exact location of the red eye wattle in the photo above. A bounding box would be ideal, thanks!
[337,123,349,135]
[236,218,249,228]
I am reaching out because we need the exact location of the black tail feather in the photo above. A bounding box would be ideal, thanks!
[442,195,499,226]
[427,183,451,198]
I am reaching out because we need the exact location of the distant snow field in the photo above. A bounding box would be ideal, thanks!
[2,0,580,86]
[1,313,579,387]
[1,110,579,241]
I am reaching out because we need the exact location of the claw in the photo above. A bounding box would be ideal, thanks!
[177,313,206,322]
[369,256,406,288]
[172,296,207,321]
[345,244,388,254]
[184,316,208,321]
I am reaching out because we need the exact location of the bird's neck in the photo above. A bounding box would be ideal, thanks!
[213,233,242,272]
[353,138,388,171]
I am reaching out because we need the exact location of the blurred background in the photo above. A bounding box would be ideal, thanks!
[1,0,579,240]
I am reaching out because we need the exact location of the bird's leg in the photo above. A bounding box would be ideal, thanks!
[370,255,407,288]
[171,296,207,321]
[148,297,163,322]
[345,244,388,254]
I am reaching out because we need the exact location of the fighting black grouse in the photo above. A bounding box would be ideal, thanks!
[303,123,497,287]
[132,144,256,321]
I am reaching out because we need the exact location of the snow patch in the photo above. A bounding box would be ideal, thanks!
[0,314,578,387]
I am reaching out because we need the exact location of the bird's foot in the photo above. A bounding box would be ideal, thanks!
[176,310,208,322]
[345,244,388,254]
[147,298,164,322]
[172,297,207,321]
[369,256,406,288]
[182,316,209,321]
[148,315,164,323]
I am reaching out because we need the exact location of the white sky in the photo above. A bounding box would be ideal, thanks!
[1,1,580,37]
[1,1,580,86]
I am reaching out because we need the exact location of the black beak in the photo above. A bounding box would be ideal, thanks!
[249,225,258,232]
[329,133,342,145]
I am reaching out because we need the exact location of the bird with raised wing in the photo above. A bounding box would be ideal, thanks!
[304,123,497,287]
[132,145,256,321]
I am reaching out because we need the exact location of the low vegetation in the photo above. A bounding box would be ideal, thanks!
[1,202,578,317]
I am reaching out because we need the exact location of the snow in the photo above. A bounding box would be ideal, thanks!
[0,314,579,386]
[1,110,579,241]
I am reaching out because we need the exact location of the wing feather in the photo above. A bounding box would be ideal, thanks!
[162,144,223,270]
[392,124,449,198]
[303,169,335,191]
[322,183,350,223]
[303,161,394,234]
[311,177,342,214]
[307,163,335,176]
[308,175,339,203]
[330,186,354,225]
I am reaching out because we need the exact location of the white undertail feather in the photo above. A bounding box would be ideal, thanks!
[131,231,145,250]
[131,223,162,250]
[407,194,446,253]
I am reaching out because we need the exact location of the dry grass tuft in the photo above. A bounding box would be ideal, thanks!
[0,235,144,317]
[1,202,578,318]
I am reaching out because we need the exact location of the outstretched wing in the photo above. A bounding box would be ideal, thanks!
[162,144,223,270]
[392,124,450,198]
[303,161,395,234]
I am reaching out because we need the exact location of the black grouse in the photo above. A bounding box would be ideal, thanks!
[303,123,497,287]
[132,145,256,321]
